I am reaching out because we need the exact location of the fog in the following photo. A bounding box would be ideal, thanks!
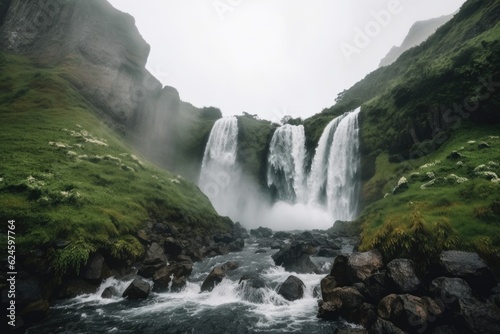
[108,0,466,121]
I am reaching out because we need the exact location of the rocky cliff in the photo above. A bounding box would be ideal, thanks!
[0,0,219,179]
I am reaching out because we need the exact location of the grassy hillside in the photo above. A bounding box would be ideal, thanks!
[300,0,500,265]
[0,52,231,278]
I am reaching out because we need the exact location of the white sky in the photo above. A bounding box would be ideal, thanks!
[107,0,466,121]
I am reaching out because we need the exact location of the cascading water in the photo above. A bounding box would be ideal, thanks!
[199,117,240,217]
[325,108,360,221]
[305,108,361,221]
[307,113,347,206]
[267,124,307,203]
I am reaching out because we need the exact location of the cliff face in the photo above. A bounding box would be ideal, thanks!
[0,0,219,179]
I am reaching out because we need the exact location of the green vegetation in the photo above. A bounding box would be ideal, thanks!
[301,0,500,265]
[0,52,230,279]
[237,113,277,188]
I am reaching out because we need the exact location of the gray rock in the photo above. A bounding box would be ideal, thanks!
[457,297,500,334]
[123,278,150,300]
[369,318,406,334]
[330,250,383,286]
[145,242,168,264]
[101,286,119,299]
[428,277,473,306]
[439,251,496,295]
[200,261,239,292]
[386,259,421,293]
[361,271,390,303]
[317,287,364,322]
[272,243,319,274]
[278,275,305,301]
[250,227,273,238]
[80,252,111,281]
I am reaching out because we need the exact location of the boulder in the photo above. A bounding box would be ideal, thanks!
[164,237,183,258]
[330,250,383,286]
[61,279,98,299]
[80,253,112,280]
[278,275,305,301]
[321,275,338,301]
[101,286,120,299]
[138,259,166,278]
[145,242,168,263]
[123,278,151,300]
[171,276,187,292]
[317,287,364,322]
[213,233,234,244]
[151,266,171,292]
[273,231,292,240]
[457,297,500,334]
[316,247,341,258]
[386,259,421,293]
[328,220,362,238]
[250,227,273,238]
[200,261,239,292]
[272,243,319,274]
[228,238,245,252]
[393,176,409,194]
[239,274,266,289]
[447,151,462,160]
[369,318,406,334]
[361,271,390,303]
[255,249,267,254]
[439,251,496,295]
[378,294,443,333]
[428,277,472,307]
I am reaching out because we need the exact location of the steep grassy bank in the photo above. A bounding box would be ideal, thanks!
[299,0,500,265]
[0,52,231,278]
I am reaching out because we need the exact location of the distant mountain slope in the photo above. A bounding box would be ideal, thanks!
[379,14,454,67]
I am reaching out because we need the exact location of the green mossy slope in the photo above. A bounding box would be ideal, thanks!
[0,52,230,278]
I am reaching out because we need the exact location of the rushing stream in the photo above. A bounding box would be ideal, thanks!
[28,240,357,334]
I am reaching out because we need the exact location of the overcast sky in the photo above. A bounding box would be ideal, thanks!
[107,0,466,121]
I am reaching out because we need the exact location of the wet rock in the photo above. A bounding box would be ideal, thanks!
[330,250,383,286]
[250,226,273,238]
[145,242,168,263]
[386,259,421,293]
[361,271,390,303]
[239,274,266,289]
[80,252,112,281]
[378,294,443,332]
[316,247,341,258]
[200,261,239,292]
[171,276,187,292]
[228,238,244,252]
[101,286,120,299]
[439,251,496,295]
[123,278,150,300]
[321,275,338,301]
[164,237,183,258]
[255,249,267,254]
[270,241,283,250]
[278,275,305,301]
[151,266,171,292]
[213,233,234,244]
[428,277,472,307]
[369,317,406,334]
[317,287,364,321]
[272,243,319,274]
[138,260,166,279]
[457,297,500,334]
[273,231,292,240]
[61,279,98,298]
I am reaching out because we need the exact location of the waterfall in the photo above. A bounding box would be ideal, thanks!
[307,113,347,205]
[325,108,360,221]
[307,108,360,221]
[199,117,240,217]
[267,124,307,203]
